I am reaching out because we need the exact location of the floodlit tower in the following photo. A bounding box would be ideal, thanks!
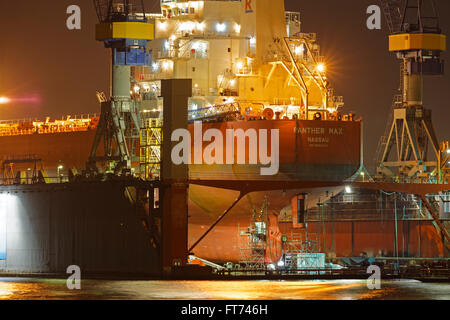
[377,0,446,182]
[88,0,154,174]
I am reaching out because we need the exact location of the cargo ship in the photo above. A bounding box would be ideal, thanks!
[0,0,446,272]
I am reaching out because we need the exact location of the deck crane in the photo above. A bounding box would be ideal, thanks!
[376,0,446,182]
[88,0,154,174]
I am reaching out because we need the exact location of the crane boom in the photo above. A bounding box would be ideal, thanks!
[379,0,404,34]
[93,0,146,23]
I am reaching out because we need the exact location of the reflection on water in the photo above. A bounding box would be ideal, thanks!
[0,278,448,300]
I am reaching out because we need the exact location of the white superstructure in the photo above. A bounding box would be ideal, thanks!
[134,0,345,121]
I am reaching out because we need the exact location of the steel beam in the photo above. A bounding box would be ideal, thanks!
[418,194,450,251]
[188,192,246,254]
[187,180,450,196]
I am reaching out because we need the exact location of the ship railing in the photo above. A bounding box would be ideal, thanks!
[66,113,99,120]
[0,114,98,125]
[1,154,40,162]
[192,87,207,96]
[0,114,100,136]
[222,264,450,278]
[156,50,175,60]
[1,175,69,185]
[285,11,301,24]
[393,94,403,108]
[143,71,174,81]
[271,98,300,105]
[0,118,38,125]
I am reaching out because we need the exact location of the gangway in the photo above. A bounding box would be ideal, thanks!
[188,255,225,271]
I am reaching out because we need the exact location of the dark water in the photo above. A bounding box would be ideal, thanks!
[0,278,448,300]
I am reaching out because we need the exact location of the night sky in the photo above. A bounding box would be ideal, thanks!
[0,0,449,171]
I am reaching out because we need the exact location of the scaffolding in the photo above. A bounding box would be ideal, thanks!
[1,154,43,185]
[238,198,269,270]
[238,197,324,271]
[302,188,450,257]
[305,189,448,222]
[140,118,163,180]
[280,231,321,270]
[439,141,450,184]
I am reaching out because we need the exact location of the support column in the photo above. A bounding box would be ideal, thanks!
[112,65,131,99]
[291,193,306,228]
[331,202,335,257]
[161,79,192,275]
[351,221,354,257]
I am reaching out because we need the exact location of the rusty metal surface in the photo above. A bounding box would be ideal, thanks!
[187,180,450,255]
[419,195,450,250]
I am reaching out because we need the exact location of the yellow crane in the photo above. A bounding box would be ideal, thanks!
[377,0,447,183]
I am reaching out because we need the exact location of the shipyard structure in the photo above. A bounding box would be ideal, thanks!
[0,0,449,278]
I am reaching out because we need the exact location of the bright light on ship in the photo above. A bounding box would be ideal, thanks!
[236,61,244,70]
[159,21,167,31]
[152,62,160,71]
[162,61,173,71]
[134,85,140,93]
[230,79,236,86]
[249,37,256,45]
[216,22,226,32]
[277,260,285,267]
[197,22,205,31]
[447,149,450,154]
[234,24,241,33]
[345,186,352,194]
[316,63,326,73]
[294,45,304,55]
[0,97,10,104]
[164,40,170,50]
[179,21,195,32]
[192,41,200,50]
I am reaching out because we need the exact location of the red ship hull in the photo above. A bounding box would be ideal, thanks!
[1,118,443,262]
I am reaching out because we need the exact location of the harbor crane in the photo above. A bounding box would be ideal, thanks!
[376,0,447,183]
[88,0,154,174]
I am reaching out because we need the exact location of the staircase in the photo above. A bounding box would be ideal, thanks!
[125,186,161,252]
